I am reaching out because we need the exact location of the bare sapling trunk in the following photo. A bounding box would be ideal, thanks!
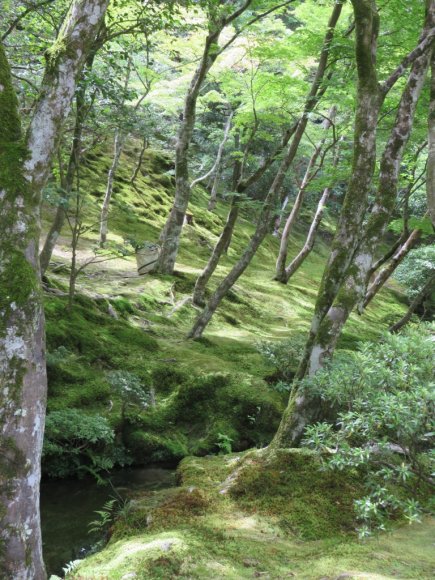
[190,1,344,319]
[208,162,224,211]
[99,61,132,246]
[389,271,435,333]
[361,227,422,310]
[275,109,336,282]
[99,129,126,246]
[281,137,343,284]
[130,136,148,185]
[190,111,233,209]
[0,1,109,577]
[39,81,88,275]
[428,50,435,227]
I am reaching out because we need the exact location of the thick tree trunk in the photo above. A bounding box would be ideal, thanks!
[362,227,422,309]
[389,272,435,332]
[187,0,344,338]
[304,30,432,377]
[0,1,108,577]
[99,129,125,246]
[274,2,434,451]
[296,0,381,381]
[428,50,435,227]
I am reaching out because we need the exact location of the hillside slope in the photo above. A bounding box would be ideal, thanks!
[41,144,408,464]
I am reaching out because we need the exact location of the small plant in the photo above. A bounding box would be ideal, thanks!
[216,433,233,455]
[62,559,82,577]
[88,498,119,535]
[256,337,305,381]
[106,370,150,428]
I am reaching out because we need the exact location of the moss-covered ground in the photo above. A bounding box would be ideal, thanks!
[41,144,408,462]
[40,145,429,578]
[71,451,435,579]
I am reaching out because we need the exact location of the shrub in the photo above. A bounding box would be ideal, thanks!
[43,409,130,479]
[301,324,435,536]
[256,336,305,381]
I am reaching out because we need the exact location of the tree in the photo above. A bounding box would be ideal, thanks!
[0,1,109,575]
[157,0,296,274]
[272,0,434,449]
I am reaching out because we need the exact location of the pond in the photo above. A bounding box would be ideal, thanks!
[40,467,176,578]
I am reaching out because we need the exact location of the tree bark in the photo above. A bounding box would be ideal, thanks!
[99,129,126,246]
[362,227,422,310]
[389,272,435,333]
[0,1,108,577]
[428,50,435,227]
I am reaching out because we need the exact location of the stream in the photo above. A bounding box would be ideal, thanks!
[40,467,176,577]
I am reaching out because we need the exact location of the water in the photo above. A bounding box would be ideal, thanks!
[40,467,176,577]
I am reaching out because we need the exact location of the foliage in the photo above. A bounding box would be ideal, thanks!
[43,409,130,480]
[395,245,435,301]
[256,336,305,381]
[301,325,435,536]
[106,370,150,420]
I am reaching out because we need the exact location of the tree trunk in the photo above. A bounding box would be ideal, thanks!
[389,272,435,333]
[157,22,229,274]
[362,227,422,310]
[428,50,435,227]
[0,1,109,577]
[281,136,343,283]
[187,0,344,338]
[296,0,381,381]
[99,129,125,246]
[303,22,432,377]
[192,203,240,306]
[39,80,87,275]
[207,162,224,211]
[275,108,335,283]
[130,136,148,185]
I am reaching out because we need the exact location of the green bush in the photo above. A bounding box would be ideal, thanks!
[301,324,435,536]
[43,409,130,479]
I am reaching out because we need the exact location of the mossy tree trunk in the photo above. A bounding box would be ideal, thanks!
[428,50,435,227]
[0,1,109,577]
[187,0,344,337]
[272,0,434,449]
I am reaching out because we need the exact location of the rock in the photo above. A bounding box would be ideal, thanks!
[121,574,137,580]
[243,558,260,567]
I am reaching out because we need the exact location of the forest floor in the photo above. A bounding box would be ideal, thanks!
[72,451,435,579]
[41,146,430,579]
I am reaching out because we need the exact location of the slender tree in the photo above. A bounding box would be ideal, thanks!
[188,0,345,334]
[428,50,435,226]
[0,1,109,576]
